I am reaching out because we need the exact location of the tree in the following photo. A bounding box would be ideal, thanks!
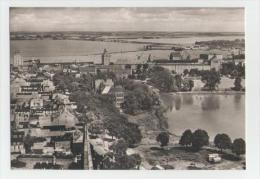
[136,64,142,74]
[119,122,142,146]
[191,129,209,151]
[174,74,182,91]
[189,68,200,77]
[143,63,149,72]
[179,129,193,148]
[123,92,141,115]
[149,66,176,92]
[188,80,194,91]
[183,69,189,76]
[108,140,142,169]
[110,139,128,158]
[127,154,141,169]
[182,79,194,91]
[232,138,245,157]
[156,132,170,147]
[201,69,221,91]
[88,121,103,136]
[68,162,82,169]
[122,82,158,115]
[105,122,118,140]
[129,153,142,169]
[69,81,79,92]
[233,77,242,91]
[214,133,232,152]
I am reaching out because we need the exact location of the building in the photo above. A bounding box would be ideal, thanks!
[79,65,97,75]
[51,107,79,128]
[113,86,124,111]
[150,59,211,74]
[30,98,44,109]
[31,141,48,154]
[109,65,132,78]
[13,53,23,67]
[101,49,111,66]
[95,78,114,94]
[11,131,25,154]
[14,108,30,129]
[210,54,223,71]
[199,54,223,71]
[51,133,73,153]
[169,51,182,61]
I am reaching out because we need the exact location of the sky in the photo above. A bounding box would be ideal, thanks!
[10,7,244,32]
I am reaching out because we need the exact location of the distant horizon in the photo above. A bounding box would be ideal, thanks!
[10,31,245,34]
[10,7,244,33]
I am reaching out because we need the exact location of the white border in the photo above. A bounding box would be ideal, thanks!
[1,1,260,179]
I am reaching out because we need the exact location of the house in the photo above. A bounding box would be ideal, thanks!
[79,65,97,75]
[11,131,25,154]
[51,107,79,128]
[14,108,30,129]
[199,54,223,71]
[39,91,52,100]
[101,86,112,95]
[30,98,43,109]
[51,133,73,153]
[29,128,65,138]
[31,141,48,154]
[95,78,114,93]
[21,85,41,93]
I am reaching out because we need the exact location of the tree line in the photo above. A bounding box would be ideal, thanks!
[156,129,245,158]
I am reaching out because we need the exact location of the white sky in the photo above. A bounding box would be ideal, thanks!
[10,7,244,32]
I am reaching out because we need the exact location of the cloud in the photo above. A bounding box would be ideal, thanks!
[10,7,244,32]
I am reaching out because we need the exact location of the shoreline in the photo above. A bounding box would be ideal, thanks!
[169,90,245,95]
[157,90,245,139]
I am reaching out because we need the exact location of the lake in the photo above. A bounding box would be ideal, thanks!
[10,40,145,62]
[160,93,245,141]
[124,35,244,44]
[10,35,244,62]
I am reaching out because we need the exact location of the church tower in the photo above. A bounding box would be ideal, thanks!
[101,49,110,65]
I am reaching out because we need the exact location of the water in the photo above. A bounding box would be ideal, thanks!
[10,40,145,61]
[10,35,244,61]
[160,93,245,141]
[124,35,244,44]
